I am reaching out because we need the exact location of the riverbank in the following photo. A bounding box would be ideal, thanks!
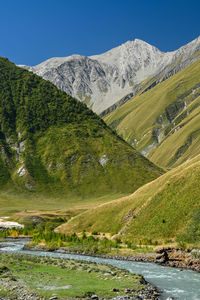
[0,251,160,300]
[1,239,200,299]
[1,237,199,273]
[24,243,200,273]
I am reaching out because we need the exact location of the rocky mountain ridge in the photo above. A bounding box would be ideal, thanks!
[20,36,200,114]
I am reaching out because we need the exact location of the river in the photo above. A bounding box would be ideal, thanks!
[0,240,199,300]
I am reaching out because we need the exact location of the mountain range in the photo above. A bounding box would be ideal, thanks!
[20,36,200,114]
[1,35,200,245]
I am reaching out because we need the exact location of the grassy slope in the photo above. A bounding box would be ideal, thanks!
[0,57,163,215]
[58,154,200,242]
[104,59,200,168]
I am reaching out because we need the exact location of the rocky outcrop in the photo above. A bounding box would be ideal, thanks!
[155,248,169,264]
[155,248,200,272]
[20,36,200,114]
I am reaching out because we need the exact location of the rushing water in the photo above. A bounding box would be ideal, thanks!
[0,240,200,300]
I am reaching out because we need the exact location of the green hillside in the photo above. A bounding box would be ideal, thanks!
[58,154,200,243]
[0,57,163,212]
[104,59,200,168]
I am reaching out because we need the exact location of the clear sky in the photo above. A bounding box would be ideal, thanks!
[1,0,200,66]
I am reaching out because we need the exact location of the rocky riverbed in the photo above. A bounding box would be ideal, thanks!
[0,275,159,300]
[0,252,160,300]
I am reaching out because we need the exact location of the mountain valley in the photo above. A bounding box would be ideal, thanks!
[1,36,200,254]
[1,2,200,299]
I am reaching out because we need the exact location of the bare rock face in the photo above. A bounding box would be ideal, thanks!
[19,36,200,114]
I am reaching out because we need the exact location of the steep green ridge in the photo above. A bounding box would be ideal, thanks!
[58,154,200,242]
[104,59,200,168]
[0,57,163,205]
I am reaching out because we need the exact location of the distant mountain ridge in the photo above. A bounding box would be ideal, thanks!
[20,36,200,114]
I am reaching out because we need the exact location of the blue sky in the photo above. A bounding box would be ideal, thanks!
[1,0,200,65]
